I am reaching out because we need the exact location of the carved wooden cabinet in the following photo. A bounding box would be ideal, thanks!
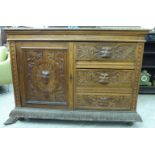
[4,28,149,125]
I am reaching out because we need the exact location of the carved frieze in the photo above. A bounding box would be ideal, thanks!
[76,69,133,88]
[76,42,136,61]
[76,94,131,109]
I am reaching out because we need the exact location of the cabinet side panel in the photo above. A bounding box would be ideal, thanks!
[132,43,145,110]
[9,41,21,106]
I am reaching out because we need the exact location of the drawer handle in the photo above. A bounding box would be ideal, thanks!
[98,73,109,84]
[41,70,49,78]
[98,47,112,58]
[100,97,108,102]
[99,97,109,106]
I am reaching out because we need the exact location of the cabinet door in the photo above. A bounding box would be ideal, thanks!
[16,42,72,109]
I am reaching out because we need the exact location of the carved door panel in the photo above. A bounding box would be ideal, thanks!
[16,42,70,108]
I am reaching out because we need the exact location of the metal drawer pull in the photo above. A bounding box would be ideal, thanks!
[41,70,49,78]
[98,47,112,58]
[100,97,108,102]
[99,97,109,106]
[98,73,109,84]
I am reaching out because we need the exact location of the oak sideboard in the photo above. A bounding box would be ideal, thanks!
[4,28,149,125]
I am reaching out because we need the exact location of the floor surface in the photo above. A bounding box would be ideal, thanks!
[0,85,155,128]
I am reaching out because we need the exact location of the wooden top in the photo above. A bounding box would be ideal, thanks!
[5,27,150,42]
[5,27,150,34]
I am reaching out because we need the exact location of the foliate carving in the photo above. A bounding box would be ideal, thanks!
[9,42,21,106]
[76,69,133,87]
[76,95,131,109]
[25,49,67,103]
[76,43,136,61]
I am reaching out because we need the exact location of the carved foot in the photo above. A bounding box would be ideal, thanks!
[4,117,19,125]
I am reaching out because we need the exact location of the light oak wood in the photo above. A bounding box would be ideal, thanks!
[16,42,70,109]
[75,92,132,110]
[76,61,135,69]
[76,42,136,61]
[4,28,150,124]
[76,69,134,90]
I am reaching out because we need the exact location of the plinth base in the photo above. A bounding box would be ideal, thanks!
[4,107,142,125]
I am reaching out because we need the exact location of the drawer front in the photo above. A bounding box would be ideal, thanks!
[76,69,134,92]
[75,93,132,110]
[76,42,136,62]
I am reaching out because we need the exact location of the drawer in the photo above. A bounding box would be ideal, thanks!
[76,42,136,62]
[75,93,132,110]
[76,69,134,93]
